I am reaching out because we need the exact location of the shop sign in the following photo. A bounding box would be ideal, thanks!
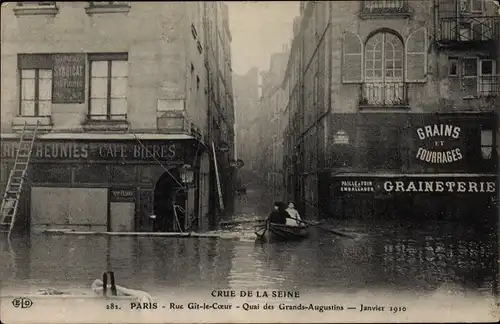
[110,188,136,203]
[0,140,189,163]
[415,124,463,164]
[383,178,496,193]
[332,176,496,195]
[333,130,349,145]
[339,180,374,193]
[52,53,86,104]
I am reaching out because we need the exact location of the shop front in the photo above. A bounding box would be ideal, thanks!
[0,134,208,234]
[322,112,498,224]
[329,174,497,224]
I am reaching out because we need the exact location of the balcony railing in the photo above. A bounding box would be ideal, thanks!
[461,75,500,98]
[361,0,409,14]
[359,81,408,108]
[438,15,499,43]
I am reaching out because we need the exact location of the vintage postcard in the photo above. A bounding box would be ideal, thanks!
[0,0,499,323]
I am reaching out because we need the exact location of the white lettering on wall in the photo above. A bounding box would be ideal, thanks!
[415,124,463,164]
[383,181,496,193]
[416,124,461,140]
[0,142,178,160]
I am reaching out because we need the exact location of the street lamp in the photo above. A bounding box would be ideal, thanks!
[177,164,195,232]
[178,164,195,185]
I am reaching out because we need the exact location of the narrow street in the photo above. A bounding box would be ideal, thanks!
[0,185,496,301]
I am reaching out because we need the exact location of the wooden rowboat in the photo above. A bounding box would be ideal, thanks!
[254,222,309,242]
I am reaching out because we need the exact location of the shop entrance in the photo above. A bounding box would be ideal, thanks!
[153,169,186,232]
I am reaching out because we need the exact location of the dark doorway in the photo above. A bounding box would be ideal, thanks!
[153,169,184,232]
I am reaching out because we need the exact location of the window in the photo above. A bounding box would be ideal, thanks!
[480,129,493,160]
[89,53,128,120]
[459,0,483,13]
[18,54,53,117]
[448,58,458,76]
[459,22,472,41]
[463,58,478,97]
[363,32,405,105]
[20,69,52,117]
[455,57,497,98]
[479,59,496,96]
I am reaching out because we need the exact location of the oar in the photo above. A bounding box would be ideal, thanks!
[254,221,268,240]
[287,217,356,239]
[220,219,267,226]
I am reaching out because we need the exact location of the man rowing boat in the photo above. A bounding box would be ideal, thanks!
[267,201,288,224]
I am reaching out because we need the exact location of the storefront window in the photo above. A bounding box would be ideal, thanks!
[32,164,71,184]
[74,164,109,184]
[111,165,136,184]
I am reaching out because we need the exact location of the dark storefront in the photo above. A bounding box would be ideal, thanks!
[0,135,208,234]
[320,112,498,224]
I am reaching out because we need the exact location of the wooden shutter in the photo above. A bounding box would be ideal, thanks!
[405,27,427,83]
[342,30,363,84]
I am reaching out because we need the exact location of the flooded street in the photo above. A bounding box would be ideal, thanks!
[0,187,497,300]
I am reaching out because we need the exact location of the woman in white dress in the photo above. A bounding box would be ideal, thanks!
[285,202,302,227]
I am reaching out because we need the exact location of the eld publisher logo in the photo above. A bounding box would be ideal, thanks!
[12,297,33,309]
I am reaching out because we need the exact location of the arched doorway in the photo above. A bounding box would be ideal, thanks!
[153,169,185,232]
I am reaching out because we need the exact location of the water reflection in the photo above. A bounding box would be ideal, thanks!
[0,191,496,299]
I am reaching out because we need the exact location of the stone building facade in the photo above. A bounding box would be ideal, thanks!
[256,51,288,201]
[233,67,260,186]
[282,0,499,223]
[0,1,234,233]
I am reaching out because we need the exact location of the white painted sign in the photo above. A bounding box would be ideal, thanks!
[333,130,349,145]
[383,180,496,193]
[415,124,464,164]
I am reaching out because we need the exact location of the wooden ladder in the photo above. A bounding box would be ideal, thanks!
[0,121,39,239]
[211,141,224,212]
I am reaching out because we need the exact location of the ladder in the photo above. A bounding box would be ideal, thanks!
[211,141,224,212]
[0,121,39,239]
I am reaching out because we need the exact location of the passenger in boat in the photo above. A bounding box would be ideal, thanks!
[285,202,302,227]
[268,202,287,224]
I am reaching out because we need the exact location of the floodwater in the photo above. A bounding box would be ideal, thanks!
[0,187,497,300]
